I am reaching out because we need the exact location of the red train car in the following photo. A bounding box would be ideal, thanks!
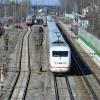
[0,26,5,36]
[26,15,33,26]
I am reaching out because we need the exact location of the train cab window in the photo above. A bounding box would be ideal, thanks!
[52,51,68,57]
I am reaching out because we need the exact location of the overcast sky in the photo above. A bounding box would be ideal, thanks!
[17,0,59,6]
[31,0,59,5]
[0,0,59,6]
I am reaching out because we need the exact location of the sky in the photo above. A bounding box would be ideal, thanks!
[31,0,59,5]
[17,0,59,6]
[0,0,59,6]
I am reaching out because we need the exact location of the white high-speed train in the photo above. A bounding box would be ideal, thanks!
[47,15,71,73]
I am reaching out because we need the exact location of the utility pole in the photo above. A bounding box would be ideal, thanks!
[4,2,7,19]
[21,2,23,23]
[13,3,15,25]
[64,0,66,15]
[27,0,28,15]
[10,0,16,25]
[27,0,30,15]
[0,55,4,98]
[14,0,17,24]
[36,1,38,14]
[42,0,44,8]
[4,0,9,51]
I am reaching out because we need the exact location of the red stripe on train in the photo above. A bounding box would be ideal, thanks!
[49,66,69,68]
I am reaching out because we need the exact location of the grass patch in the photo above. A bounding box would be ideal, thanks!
[79,35,100,56]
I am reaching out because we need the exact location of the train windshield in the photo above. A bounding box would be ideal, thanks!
[26,16,32,20]
[52,51,68,57]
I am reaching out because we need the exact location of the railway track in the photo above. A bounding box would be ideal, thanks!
[65,77,74,100]
[72,52,100,100]
[57,23,100,100]
[7,27,31,100]
[53,74,59,100]
[53,74,75,100]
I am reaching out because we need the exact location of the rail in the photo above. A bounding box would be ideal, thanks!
[53,74,59,100]
[7,27,31,100]
[65,77,74,100]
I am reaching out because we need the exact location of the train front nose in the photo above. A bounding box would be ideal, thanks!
[49,58,70,72]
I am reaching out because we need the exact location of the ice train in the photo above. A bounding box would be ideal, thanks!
[47,15,71,73]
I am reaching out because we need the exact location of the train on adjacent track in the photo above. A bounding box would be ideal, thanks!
[47,15,71,73]
[26,15,34,26]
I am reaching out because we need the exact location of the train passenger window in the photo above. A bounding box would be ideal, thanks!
[52,51,68,57]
